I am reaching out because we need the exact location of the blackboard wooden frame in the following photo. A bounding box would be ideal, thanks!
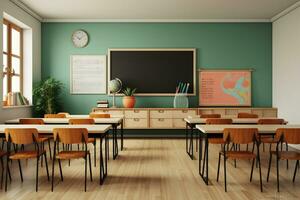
[108,48,196,96]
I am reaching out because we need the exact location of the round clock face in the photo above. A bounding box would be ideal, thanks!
[72,30,89,48]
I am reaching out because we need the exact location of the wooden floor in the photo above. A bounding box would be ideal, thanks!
[0,139,299,200]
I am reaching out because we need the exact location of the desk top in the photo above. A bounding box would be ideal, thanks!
[5,117,123,124]
[185,117,288,124]
[0,124,111,134]
[196,124,300,134]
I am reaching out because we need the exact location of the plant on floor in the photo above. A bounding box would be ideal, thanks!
[33,77,64,116]
[122,87,137,108]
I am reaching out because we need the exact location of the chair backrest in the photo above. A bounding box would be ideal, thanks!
[257,119,285,125]
[206,118,233,124]
[223,128,258,144]
[89,113,110,118]
[44,113,66,118]
[53,128,88,144]
[69,118,95,125]
[5,128,39,145]
[19,118,45,125]
[200,114,221,118]
[275,128,300,144]
[58,112,70,116]
[237,113,258,118]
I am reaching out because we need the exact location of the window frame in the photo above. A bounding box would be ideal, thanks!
[3,19,23,96]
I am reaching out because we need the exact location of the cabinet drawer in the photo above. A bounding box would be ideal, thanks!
[150,118,173,128]
[263,110,277,117]
[172,110,197,118]
[150,110,172,118]
[125,118,148,128]
[124,110,148,118]
[95,110,124,115]
[173,118,186,128]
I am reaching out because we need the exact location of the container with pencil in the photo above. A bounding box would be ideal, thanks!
[173,82,189,108]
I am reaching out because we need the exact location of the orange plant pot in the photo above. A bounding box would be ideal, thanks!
[123,96,136,108]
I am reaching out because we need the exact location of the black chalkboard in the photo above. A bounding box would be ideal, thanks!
[109,49,195,95]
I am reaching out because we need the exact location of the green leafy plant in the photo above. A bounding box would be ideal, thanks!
[122,87,137,96]
[33,78,63,116]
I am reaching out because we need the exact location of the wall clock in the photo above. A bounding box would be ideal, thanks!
[72,29,89,48]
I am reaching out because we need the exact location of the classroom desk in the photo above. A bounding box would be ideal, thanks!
[0,124,111,185]
[5,116,124,159]
[195,124,300,185]
[184,117,288,160]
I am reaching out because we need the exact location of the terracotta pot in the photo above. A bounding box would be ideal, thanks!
[123,96,136,108]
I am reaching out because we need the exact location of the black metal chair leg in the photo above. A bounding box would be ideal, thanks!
[267,153,272,182]
[258,153,263,192]
[94,141,96,167]
[58,159,64,181]
[286,143,289,170]
[48,139,52,160]
[217,153,221,182]
[36,157,39,192]
[224,156,227,192]
[44,153,50,181]
[41,142,44,167]
[88,153,93,182]
[0,158,3,189]
[51,158,55,192]
[250,158,255,182]
[18,159,23,182]
[85,156,87,192]
[276,158,280,192]
[293,160,299,182]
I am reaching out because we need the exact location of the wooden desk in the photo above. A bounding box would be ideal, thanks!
[184,117,288,160]
[0,124,111,185]
[195,124,300,185]
[5,117,124,159]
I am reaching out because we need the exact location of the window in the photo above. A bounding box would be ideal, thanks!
[2,19,23,98]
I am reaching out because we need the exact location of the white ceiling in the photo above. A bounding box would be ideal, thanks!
[19,0,299,21]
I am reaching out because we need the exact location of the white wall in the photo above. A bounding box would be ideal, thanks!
[273,6,300,149]
[0,0,41,122]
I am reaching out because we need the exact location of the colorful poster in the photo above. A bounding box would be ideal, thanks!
[199,70,251,106]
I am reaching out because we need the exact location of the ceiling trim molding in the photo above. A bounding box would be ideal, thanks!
[9,0,43,21]
[42,18,270,23]
[271,1,300,22]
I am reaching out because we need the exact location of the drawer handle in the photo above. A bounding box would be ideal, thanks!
[134,110,140,113]
[182,110,188,113]
[158,110,164,113]
[133,118,140,121]
[182,118,185,121]
[158,118,164,122]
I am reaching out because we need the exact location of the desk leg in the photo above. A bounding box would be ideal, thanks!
[105,133,108,176]
[121,120,124,150]
[200,133,209,185]
[188,125,194,160]
[199,133,203,175]
[185,123,188,153]
[113,125,119,160]
[99,137,104,185]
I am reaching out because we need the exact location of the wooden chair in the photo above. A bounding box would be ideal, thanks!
[44,113,66,118]
[4,128,49,192]
[237,113,258,118]
[0,150,11,190]
[217,128,262,192]
[200,114,221,118]
[58,112,70,117]
[69,118,97,167]
[89,113,111,118]
[19,119,52,160]
[52,128,92,192]
[206,118,233,144]
[267,128,300,192]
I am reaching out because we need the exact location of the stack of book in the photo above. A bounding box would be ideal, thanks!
[97,100,109,108]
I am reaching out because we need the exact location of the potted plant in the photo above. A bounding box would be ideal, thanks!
[122,87,137,108]
[33,78,64,117]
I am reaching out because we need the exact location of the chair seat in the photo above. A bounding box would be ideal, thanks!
[208,138,225,144]
[88,138,95,143]
[56,151,89,160]
[271,151,300,160]
[0,150,7,157]
[221,151,256,160]
[9,150,45,160]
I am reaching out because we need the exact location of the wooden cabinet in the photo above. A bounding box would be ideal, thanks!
[93,107,277,129]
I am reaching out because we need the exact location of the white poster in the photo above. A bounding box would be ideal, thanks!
[70,55,107,94]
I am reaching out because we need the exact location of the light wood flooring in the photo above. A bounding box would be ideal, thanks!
[0,139,299,200]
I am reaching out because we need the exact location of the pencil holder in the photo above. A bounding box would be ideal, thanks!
[173,94,189,108]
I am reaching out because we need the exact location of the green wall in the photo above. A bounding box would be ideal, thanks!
[42,23,272,114]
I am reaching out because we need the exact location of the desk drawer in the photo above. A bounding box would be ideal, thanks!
[150,118,172,128]
[125,118,148,128]
[172,110,197,118]
[150,110,172,118]
[95,110,124,115]
[125,110,148,118]
[173,118,186,128]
